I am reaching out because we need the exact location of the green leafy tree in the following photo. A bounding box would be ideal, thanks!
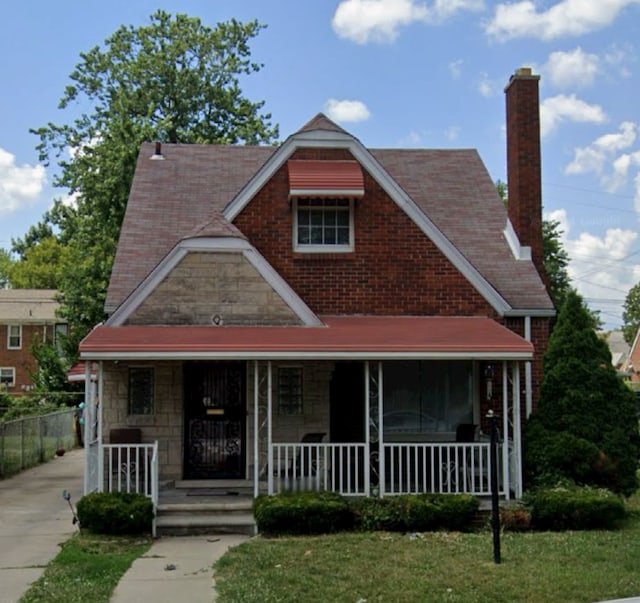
[524,290,640,496]
[0,249,14,289]
[29,10,278,352]
[8,237,69,289]
[542,218,572,312]
[622,282,640,346]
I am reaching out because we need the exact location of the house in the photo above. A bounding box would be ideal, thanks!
[78,68,553,519]
[626,328,640,385]
[0,289,65,395]
[600,330,631,378]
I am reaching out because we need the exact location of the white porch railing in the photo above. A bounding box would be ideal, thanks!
[270,443,368,495]
[102,442,159,535]
[382,442,503,496]
[270,442,506,497]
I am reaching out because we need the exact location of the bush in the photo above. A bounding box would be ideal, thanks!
[525,486,626,531]
[500,502,531,531]
[76,492,154,535]
[253,491,353,535]
[349,494,479,532]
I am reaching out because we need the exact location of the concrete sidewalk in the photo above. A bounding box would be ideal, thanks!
[110,534,250,603]
[0,448,84,603]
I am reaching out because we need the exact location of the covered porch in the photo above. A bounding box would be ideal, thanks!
[78,316,532,514]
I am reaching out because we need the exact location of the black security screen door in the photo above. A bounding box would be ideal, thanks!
[183,362,246,479]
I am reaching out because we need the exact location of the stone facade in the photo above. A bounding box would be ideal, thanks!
[126,251,302,326]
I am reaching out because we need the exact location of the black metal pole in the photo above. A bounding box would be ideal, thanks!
[488,410,501,564]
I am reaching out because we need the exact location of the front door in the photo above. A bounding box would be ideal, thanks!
[183,362,246,479]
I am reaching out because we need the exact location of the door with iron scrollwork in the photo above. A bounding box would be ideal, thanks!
[183,362,246,479]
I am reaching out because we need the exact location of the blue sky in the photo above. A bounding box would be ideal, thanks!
[1,0,639,329]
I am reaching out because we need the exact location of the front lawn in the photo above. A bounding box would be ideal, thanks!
[214,510,640,602]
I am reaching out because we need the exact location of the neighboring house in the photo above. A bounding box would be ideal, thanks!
[601,330,631,378]
[0,289,65,394]
[79,67,553,505]
[626,328,640,385]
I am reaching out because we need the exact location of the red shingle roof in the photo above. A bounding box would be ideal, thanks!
[80,316,533,359]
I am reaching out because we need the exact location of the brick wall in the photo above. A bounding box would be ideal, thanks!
[0,323,54,395]
[234,148,496,317]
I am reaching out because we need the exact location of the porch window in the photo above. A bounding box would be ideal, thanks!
[7,325,21,349]
[382,360,474,436]
[0,367,15,388]
[293,198,353,252]
[277,366,303,415]
[128,367,154,415]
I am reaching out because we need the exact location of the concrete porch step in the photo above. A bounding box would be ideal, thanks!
[174,479,254,490]
[155,510,256,536]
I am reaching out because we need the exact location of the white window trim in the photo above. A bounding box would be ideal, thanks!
[292,198,354,253]
[7,325,22,350]
[0,367,15,388]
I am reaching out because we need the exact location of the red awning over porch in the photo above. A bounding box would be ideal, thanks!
[79,316,533,360]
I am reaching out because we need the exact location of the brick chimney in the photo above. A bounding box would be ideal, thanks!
[505,67,543,276]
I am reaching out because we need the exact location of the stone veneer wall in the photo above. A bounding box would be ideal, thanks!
[126,251,302,326]
[102,359,336,482]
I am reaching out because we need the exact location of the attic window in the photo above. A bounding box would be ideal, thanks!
[293,198,354,253]
[288,160,364,197]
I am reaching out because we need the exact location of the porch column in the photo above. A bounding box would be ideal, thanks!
[97,361,104,492]
[266,361,273,495]
[83,361,92,494]
[524,316,533,418]
[364,362,371,496]
[511,362,523,498]
[365,361,383,497]
[253,360,259,498]
[501,361,510,500]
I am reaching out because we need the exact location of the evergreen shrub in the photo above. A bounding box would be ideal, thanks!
[76,492,154,535]
[525,486,626,531]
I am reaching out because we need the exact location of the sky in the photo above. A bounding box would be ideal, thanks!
[1,0,639,330]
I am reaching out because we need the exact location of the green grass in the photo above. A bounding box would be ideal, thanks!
[19,533,151,603]
[214,511,640,602]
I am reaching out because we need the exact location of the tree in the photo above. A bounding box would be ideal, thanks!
[8,237,69,289]
[524,290,640,496]
[0,249,13,289]
[29,10,278,352]
[622,282,640,346]
[542,218,572,312]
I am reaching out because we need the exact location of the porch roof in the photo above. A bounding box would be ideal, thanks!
[79,316,533,360]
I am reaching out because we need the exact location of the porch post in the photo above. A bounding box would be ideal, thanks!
[83,361,91,494]
[501,361,510,500]
[364,362,371,496]
[512,362,523,498]
[524,316,533,418]
[253,360,259,498]
[267,361,273,495]
[377,361,384,497]
[97,361,104,493]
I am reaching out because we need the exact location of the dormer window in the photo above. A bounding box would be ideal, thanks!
[294,198,354,252]
[288,159,364,254]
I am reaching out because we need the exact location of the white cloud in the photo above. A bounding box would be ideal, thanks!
[332,0,484,44]
[325,99,372,123]
[565,121,637,177]
[445,125,461,141]
[449,59,463,80]
[0,147,46,214]
[485,0,640,42]
[477,72,497,97]
[546,208,640,328]
[544,48,600,88]
[539,94,606,137]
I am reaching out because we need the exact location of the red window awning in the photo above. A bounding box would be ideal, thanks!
[288,160,364,197]
[79,316,533,361]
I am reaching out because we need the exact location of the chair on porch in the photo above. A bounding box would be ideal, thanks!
[292,432,326,478]
[109,428,143,486]
[441,424,477,492]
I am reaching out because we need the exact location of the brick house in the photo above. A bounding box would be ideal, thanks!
[79,68,553,509]
[0,289,64,395]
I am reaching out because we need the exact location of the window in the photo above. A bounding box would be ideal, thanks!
[54,323,69,355]
[294,198,353,252]
[128,367,154,415]
[0,367,15,388]
[7,325,21,349]
[382,361,474,436]
[278,366,303,415]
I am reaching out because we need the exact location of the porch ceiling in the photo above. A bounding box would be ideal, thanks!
[79,315,533,360]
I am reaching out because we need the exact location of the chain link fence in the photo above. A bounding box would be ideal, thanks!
[0,408,78,478]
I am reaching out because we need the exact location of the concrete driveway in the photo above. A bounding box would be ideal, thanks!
[0,448,84,603]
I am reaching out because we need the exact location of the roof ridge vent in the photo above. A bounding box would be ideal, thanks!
[150,141,165,160]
